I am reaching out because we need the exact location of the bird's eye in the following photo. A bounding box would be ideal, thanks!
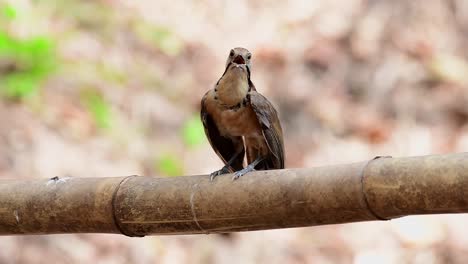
[229,50,235,57]
[247,53,252,60]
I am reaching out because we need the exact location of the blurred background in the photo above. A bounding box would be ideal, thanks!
[1,0,468,263]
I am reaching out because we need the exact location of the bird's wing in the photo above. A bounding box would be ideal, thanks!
[249,91,285,169]
[200,91,245,171]
[248,78,257,92]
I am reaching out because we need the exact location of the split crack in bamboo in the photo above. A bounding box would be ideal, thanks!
[190,183,208,234]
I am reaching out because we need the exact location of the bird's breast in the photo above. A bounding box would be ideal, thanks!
[216,106,261,137]
[204,89,262,137]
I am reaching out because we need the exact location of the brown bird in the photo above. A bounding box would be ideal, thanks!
[201,47,285,180]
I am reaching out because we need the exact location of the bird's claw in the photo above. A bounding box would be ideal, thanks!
[210,166,230,181]
[232,166,256,181]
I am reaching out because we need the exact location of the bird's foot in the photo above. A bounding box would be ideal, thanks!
[232,165,256,181]
[210,166,231,181]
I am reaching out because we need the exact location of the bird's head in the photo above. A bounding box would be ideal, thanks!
[225,47,252,75]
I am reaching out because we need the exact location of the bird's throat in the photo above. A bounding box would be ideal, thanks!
[217,66,249,107]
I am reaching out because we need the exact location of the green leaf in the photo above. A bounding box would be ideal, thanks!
[157,154,183,177]
[81,90,112,129]
[182,115,205,148]
[0,31,56,100]
[3,73,39,98]
[134,23,182,56]
[2,4,17,20]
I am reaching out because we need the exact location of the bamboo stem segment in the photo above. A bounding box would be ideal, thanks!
[0,153,467,236]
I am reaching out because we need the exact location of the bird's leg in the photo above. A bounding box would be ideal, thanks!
[210,150,243,181]
[232,156,264,180]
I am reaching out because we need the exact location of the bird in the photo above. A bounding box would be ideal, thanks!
[200,47,284,181]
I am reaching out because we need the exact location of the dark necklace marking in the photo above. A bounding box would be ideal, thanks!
[217,96,248,111]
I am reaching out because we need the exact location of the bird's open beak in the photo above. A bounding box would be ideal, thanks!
[233,55,245,65]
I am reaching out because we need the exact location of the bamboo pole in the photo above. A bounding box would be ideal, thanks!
[0,153,467,236]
